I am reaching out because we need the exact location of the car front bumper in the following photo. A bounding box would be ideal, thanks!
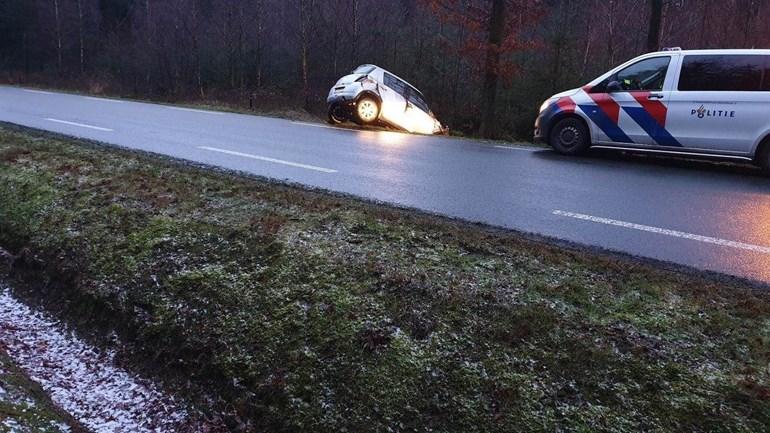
[533,115,545,143]
[327,94,356,106]
[327,85,361,106]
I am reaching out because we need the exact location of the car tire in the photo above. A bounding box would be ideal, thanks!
[328,104,346,125]
[549,117,590,155]
[354,96,380,125]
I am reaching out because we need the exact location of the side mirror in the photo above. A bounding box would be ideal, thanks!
[405,101,413,111]
[606,80,623,92]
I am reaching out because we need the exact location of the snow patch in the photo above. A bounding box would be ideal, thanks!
[0,288,190,433]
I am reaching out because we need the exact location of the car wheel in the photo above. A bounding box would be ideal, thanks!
[328,104,346,125]
[355,96,380,125]
[757,141,770,174]
[549,117,590,155]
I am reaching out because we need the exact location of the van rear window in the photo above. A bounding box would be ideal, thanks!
[678,55,769,91]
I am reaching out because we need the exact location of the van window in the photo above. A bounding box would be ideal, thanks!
[678,55,769,91]
[383,72,407,96]
[594,56,671,92]
[766,61,770,91]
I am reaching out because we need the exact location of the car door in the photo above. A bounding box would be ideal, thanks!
[380,72,410,128]
[584,55,674,147]
[665,54,769,154]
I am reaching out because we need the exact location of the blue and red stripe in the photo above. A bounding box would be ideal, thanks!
[578,87,678,146]
[578,104,633,144]
[622,106,681,147]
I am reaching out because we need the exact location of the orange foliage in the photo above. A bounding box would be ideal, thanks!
[421,0,544,85]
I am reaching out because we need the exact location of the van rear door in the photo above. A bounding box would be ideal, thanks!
[665,54,770,154]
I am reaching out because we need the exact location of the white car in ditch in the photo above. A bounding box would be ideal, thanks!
[327,64,446,135]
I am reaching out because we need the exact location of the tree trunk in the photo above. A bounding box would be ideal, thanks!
[698,1,709,47]
[77,0,84,75]
[332,0,341,77]
[479,0,506,139]
[23,31,30,75]
[607,0,615,65]
[299,0,312,109]
[351,0,359,66]
[743,0,756,47]
[238,6,245,89]
[647,0,663,52]
[53,0,62,73]
[145,0,152,91]
[255,0,263,88]
[450,21,466,124]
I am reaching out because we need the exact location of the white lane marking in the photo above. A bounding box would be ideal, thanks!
[45,118,113,132]
[198,146,338,173]
[23,89,55,95]
[494,145,539,151]
[167,106,225,115]
[553,210,770,255]
[85,96,124,103]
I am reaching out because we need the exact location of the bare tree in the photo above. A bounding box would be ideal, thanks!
[254,0,264,88]
[478,0,506,139]
[299,0,314,108]
[647,0,663,52]
[76,0,84,74]
[351,0,359,66]
[52,0,62,72]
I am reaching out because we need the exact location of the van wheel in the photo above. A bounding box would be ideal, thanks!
[355,96,380,125]
[757,141,770,174]
[549,117,590,155]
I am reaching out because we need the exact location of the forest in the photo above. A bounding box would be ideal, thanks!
[1,0,769,139]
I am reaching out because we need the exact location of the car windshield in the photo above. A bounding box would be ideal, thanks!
[352,65,375,75]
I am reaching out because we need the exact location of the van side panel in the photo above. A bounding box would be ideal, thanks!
[666,95,770,154]
[664,54,770,155]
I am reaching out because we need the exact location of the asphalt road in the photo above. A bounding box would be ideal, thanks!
[2,85,770,284]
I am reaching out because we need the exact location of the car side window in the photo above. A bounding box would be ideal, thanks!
[678,55,768,91]
[408,91,431,113]
[383,72,407,97]
[595,56,671,92]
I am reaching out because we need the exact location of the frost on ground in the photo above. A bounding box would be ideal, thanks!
[0,287,191,433]
[0,349,73,433]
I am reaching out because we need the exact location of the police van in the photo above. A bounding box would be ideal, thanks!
[534,49,770,172]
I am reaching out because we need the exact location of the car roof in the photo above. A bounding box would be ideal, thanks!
[362,64,425,97]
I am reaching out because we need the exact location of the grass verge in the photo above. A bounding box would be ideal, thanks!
[0,126,768,432]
